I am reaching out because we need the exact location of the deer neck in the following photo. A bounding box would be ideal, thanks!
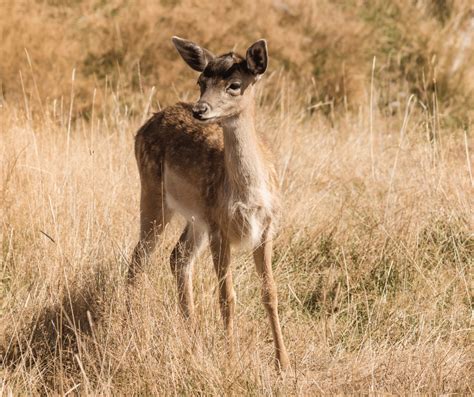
[221,106,267,199]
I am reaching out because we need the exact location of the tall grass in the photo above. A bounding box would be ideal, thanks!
[1,0,473,394]
[1,0,473,118]
[1,69,472,393]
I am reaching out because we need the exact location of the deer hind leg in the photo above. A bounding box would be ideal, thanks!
[170,223,206,321]
[129,177,173,282]
[210,232,235,358]
[253,233,290,371]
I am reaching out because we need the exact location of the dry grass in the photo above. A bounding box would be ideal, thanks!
[1,0,474,118]
[1,74,472,394]
[1,0,474,395]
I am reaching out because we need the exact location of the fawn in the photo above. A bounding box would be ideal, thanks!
[130,37,289,370]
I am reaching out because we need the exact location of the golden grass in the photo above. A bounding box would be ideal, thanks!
[1,0,473,394]
[1,0,474,118]
[1,71,472,394]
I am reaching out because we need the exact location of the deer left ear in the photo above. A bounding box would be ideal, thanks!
[246,39,268,75]
[172,36,215,72]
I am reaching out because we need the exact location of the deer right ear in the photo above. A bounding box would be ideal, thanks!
[246,39,268,75]
[172,36,214,72]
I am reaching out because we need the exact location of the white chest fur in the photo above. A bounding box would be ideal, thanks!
[228,184,273,248]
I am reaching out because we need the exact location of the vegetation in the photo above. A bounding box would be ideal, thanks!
[1,0,473,394]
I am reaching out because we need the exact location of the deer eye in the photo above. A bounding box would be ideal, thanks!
[226,81,242,95]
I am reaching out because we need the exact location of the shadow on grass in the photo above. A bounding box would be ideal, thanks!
[0,266,117,391]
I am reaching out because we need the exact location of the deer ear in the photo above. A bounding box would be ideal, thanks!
[172,36,215,72]
[246,39,268,75]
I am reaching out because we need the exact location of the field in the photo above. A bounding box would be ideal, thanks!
[1,0,473,395]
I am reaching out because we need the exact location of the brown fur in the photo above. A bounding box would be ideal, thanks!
[134,102,278,246]
[129,38,289,371]
[135,103,225,212]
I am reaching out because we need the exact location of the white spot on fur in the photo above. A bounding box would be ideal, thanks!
[229,182,273,249]
[248,212,264,247]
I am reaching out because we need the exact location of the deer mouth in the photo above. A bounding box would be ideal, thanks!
[193,114,217,123]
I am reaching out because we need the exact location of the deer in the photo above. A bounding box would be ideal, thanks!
[129,36,289,370]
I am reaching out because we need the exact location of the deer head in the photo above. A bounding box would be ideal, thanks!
[172,36,268,122]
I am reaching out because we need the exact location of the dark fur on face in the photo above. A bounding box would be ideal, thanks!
[201,52,256,94]
[203,52,251,79]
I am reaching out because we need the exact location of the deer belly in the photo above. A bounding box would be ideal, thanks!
[164,165,207,227]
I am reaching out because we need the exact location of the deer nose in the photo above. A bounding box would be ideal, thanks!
[192,102,210,119]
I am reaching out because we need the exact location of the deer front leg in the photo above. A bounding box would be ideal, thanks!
[253,232,289,371]
[210,232,235,359]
